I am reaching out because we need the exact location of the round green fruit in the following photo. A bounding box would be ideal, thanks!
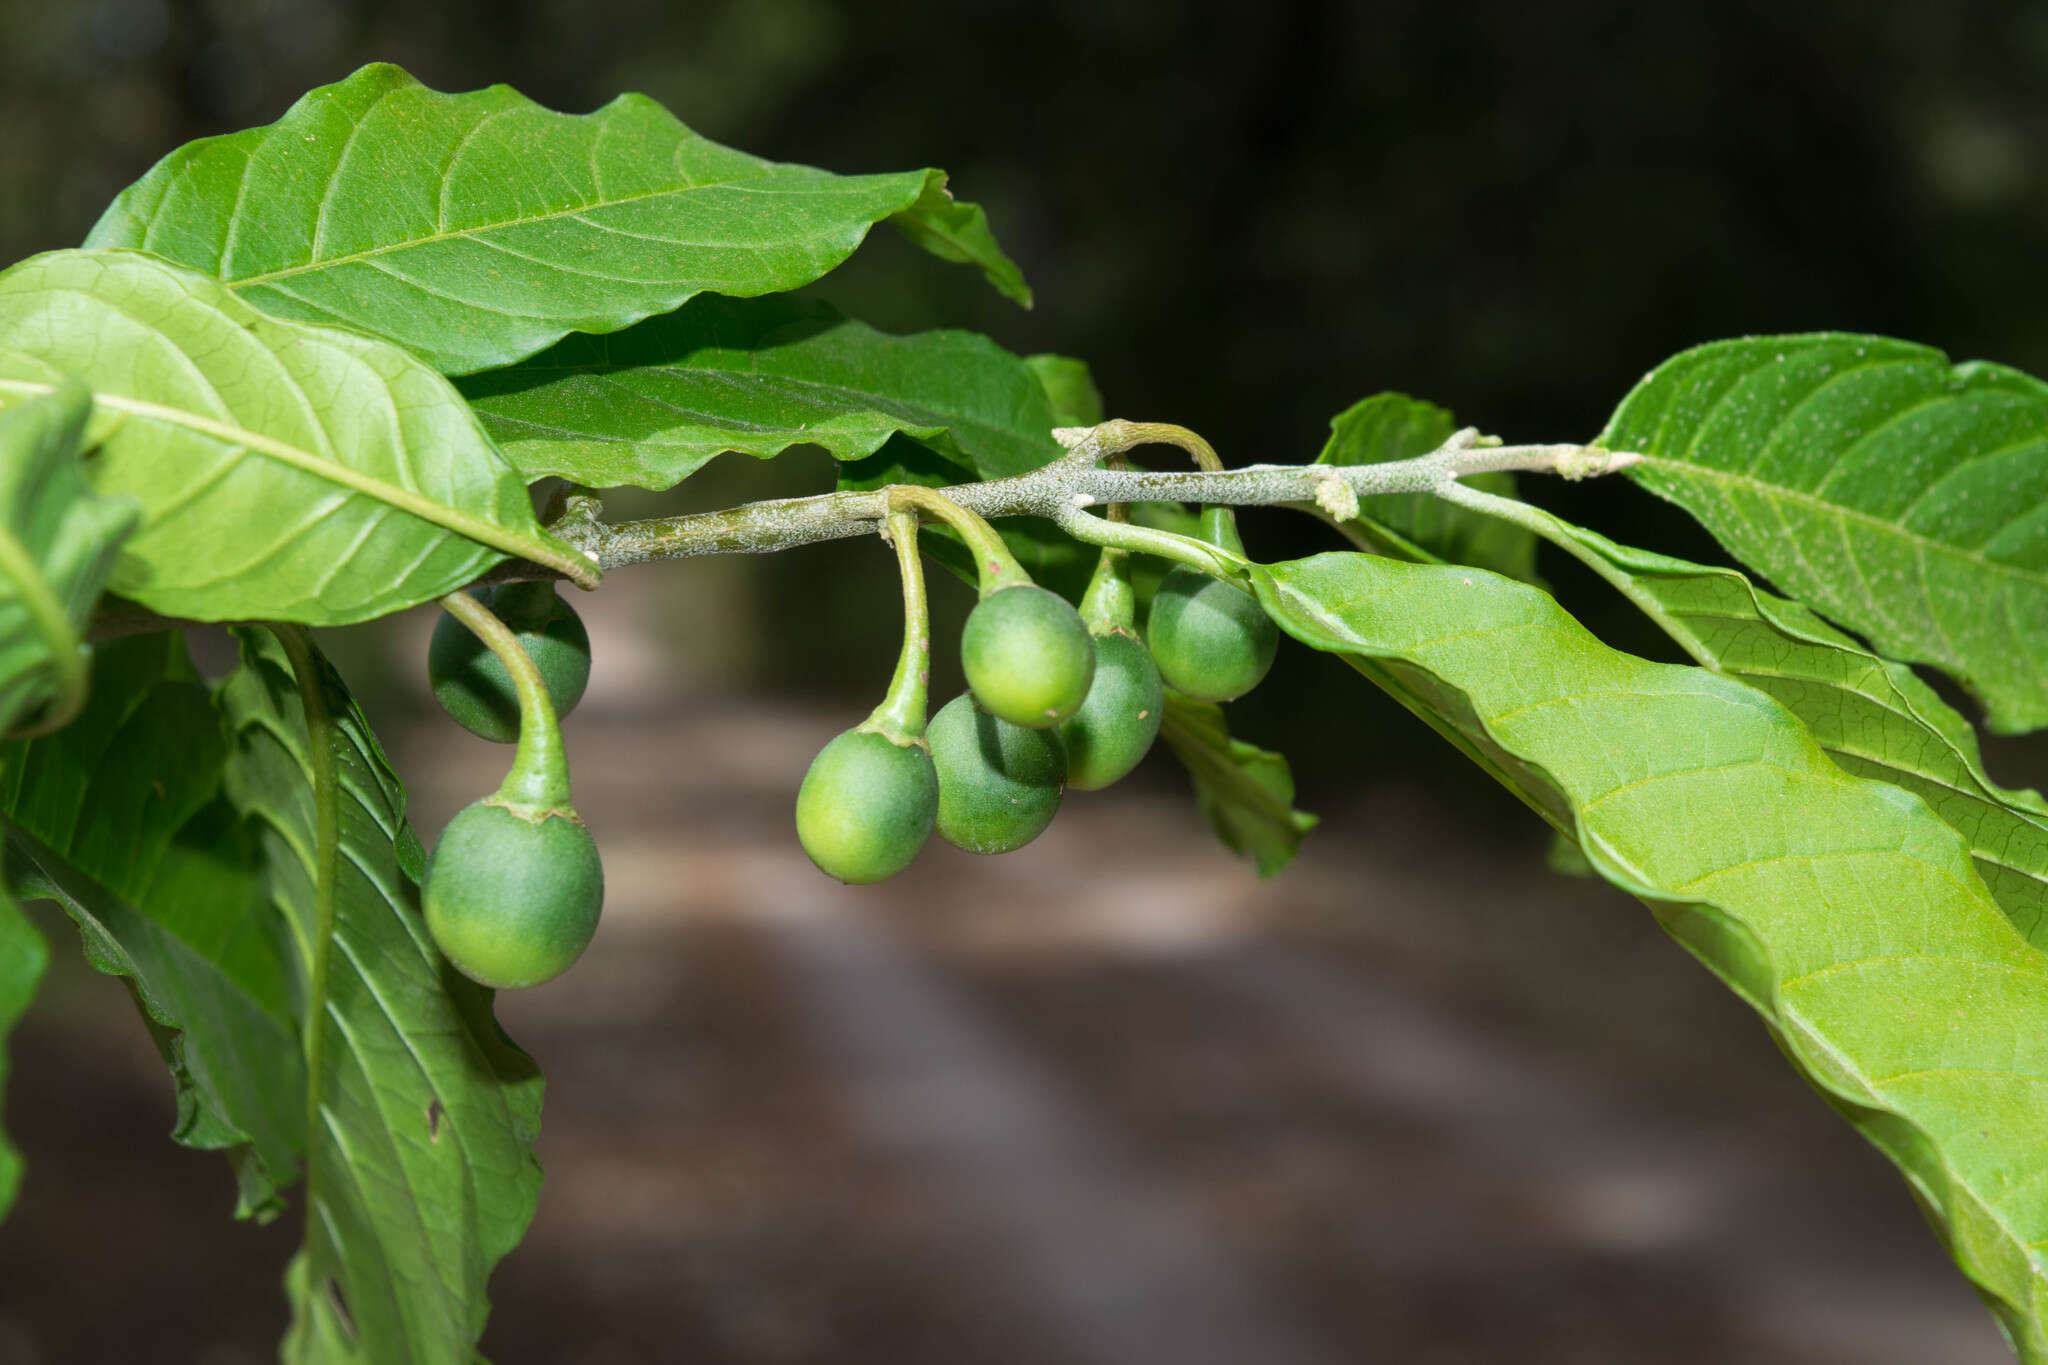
[1059,632,1165,791]
[429,584,591,744]
[1146,567,1278,702]
[928,693,1066,854]
[796,728,938,883]
[424,799,604,989]
[960,584,1095,729]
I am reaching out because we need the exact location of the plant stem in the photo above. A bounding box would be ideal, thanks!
[438,590,576,817]
[882,483,1032,595]
[861,508,932,744]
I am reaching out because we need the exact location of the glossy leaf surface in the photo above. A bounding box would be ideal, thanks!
[1157,691,1317,877]
[0,250,592,624]
[86,63,1028,375]
[1257,550,2048,1358]
[1607,333,2048,732]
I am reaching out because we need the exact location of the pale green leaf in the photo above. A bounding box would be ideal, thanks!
[460,293,1062,490]
[0,380,136,736]
[1256,550,2048,1358]
[1157,691,1317,877]
[1605,333,2048,732]
[1024,353,1105,428]
[0,633,302,1218]
[218,628,541,1363]
[0,250,593,625]
[0,882,46,1222]
[1317,391,1537,582]
[85,62,1028,376]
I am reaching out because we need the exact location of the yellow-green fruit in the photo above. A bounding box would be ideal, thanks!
[1059,632,1164,791]
[796,728,938,883]
[928,693,1065,854]
[960,584,1095,728]
[1146,567,1279,702]
[424,800,604,989]
[429,584,591,744]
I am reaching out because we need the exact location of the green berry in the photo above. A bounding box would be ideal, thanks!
[796,728,938,883]
[429,583,591,744]
[1059,632,1164,791]
[1146,567,1278,702]
[424,799,604,989]
[960,584,1095,729]
[928,693,1065,854]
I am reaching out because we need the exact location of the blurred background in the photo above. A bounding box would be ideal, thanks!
[4,1,2048,1360]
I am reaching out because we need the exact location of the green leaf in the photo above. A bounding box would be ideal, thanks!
[218,628,541,1363]
[460,293,1062,490]
[1024,353,1105,427]
[0,882,47,1222]
[1317,391,1537,582]
[0,633,302,1218]
[0,250,594,625]
[1255,550,2048,1358]
[1498,495,2048,951]
[1157,691,1317,877]
[85,62,1028,376]
[0,380,137,736]
[1605,333,2048,733]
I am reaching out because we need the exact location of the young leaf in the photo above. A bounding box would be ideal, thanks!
[0,883,47,1223]
[459,294,1063,489]
[0,634,302,1219]
[218,628,541,1363]
[1157,691,1317,877]
[0,250,594,625]
[1255,551,2048,1358]
[1317,392,1537,582]
[1024,353,1106,427]
[1605,333,2048,733]
[1484,494,2048,950]
[85,62,1028,376]
[0,381,137,736]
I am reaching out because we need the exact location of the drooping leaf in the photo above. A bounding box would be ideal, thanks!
[1255,550,2048,1358]
[1490,493,2048,950]
[1157,691,1317,877]
[0,250,594,625]
[0,882,46,1222]
[218,628,541,1363]
[461,293,1063,490]
[0,381,137,736]
[0,633,302,1218]
[1604,333,2048,733]
[1317,391,1538,582]
[85,62,1028,376]
[1025,353,1105,428]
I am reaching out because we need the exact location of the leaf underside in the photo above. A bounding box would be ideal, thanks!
[218,629,541,1363]
[85,62,1028,376]
[0,249,589,624]
[460,293,1063,490]
[1257,550,2048,1360]
[1606,333,2048,733]
[1158,691,1318,877]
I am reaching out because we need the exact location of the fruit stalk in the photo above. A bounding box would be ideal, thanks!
[863,507,933,744]
[438,589,575,814]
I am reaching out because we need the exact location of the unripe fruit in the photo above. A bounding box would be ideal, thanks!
[928,693,1065,854]
[430,584,591,744]
[796,728,938,883]
[960,584,1095,729]
[1059,632,1165,791]
[424,800,604,989]
[1146,568,1278,702]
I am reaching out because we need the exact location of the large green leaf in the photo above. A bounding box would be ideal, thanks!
[0,633,302,1218]
[1157,691,1317,877]
[0,250,593,624]
[0,381,137,735]
[1488,493,2048,950]
[1317,391,1537,582]
[218,628,542,1363]
[85,62,1028,376]
[1605,333,2048,733]
[0,883,45,1222]
[1255,550,2048,1358]
[459,293,1063,490]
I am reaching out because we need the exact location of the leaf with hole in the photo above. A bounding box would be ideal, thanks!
[0,249,593,625]
[86,62,1028,376]
[1606,333,2048,733]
